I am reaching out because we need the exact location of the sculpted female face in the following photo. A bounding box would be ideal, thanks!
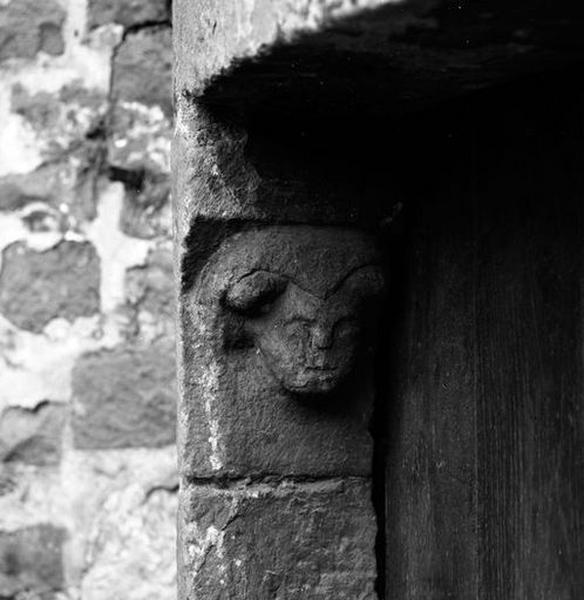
[196,226,385,397]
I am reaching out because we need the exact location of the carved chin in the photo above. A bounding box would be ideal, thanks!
[282,367,343,395]
[260,352,349,395]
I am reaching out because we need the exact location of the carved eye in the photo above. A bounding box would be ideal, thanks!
[343,266,385,303]
[224,271,287,316]
[334,317,360,341]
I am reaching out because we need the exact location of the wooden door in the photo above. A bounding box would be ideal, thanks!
[384,73,584,599]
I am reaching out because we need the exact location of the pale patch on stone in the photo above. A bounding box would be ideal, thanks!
[0,466,70,532]
[61,442,176,586]
[85,183,152,313]
[0,212,27,250]
[62,0,89,49]
[0,9,119,176]
[80,487,176,600]
[3,16,120,93]
[276,0,405,36]
[186,525,225,568]
[0,314,121,410]
[61,447,177,598]
[0,443,177,597]
[145,134,172,174]
[0,98,42,176]
[0,213,67,257]
[202,364,223,472]
[181,494,241,579]
[110,101,172,173]
[133,310,174,343]
[189,303,225,472]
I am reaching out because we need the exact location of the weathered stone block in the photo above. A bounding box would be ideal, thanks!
[126,246,174,318]
[180,224,384,478]
[88,0,170,29]
[108,98,172,174]
[0,0,65,62]
[0,159,99,224]
[0,402,66,466]
[72,340,176,449]
[11,81,105,135]
[120,170,171,239]
[0,178,45,212]
[80,487,177,600]
[9,81,107,170]
[0,525,65,598]
[111,26,172,118]
[11,85,61,132]
[179,479,377,600]
[0,466,16,497]
[0,241,100,333]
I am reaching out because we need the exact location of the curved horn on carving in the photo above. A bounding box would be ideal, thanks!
[223,270,288,316]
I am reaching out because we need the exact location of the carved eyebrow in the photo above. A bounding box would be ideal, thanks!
[224,270,288,310]
[326,263,384,298]
[228,263,383,301]
[229,269,317,299]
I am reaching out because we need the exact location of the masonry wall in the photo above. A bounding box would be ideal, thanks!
[0,1,177,598]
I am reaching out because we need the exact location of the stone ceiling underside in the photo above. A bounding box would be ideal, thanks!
[177,0,584,125]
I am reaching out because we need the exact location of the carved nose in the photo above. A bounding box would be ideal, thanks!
[310,324,333,350]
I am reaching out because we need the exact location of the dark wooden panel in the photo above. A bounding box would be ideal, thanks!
[384,130,479,598]
[474,104,584,600]
[385,77,584,599]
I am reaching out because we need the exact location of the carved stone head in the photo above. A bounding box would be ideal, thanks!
[191,226,385,397]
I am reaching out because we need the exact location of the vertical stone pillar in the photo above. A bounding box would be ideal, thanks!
[173,3,391,598]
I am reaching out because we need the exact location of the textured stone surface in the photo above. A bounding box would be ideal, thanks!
[0,161,98,225]
[0,0,66,62]
[120,170,171,239]
[179,479,377,600]
[0,0,177,597]
[0,525,66,597]
[0,402,66,466]
[0,176,48,212]
[8,82,108,184]
[0,241,100,333]
[112,26,173,118]
[88,0,170,29]
[126,246,174,319]
[72,340,176,449]
[81,487,177,600]
[174,0,392,95]
[0,447,178,599]
[108,99,171,175]
[180,225,382,478]
[11,81,105,138]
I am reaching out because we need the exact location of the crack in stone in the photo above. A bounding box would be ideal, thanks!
[182,474,371,491]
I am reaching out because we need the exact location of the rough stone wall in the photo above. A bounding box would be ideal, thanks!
[0,1,176,598]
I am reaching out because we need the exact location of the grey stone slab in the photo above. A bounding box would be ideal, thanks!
[112,26,173,118]
[0,241,100,333]
[88,0,170,30]
[72,340,176,449]
[0,525,66,598]
[0,0,65,62]
[0,402,66,466]
[179,478,377,600]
